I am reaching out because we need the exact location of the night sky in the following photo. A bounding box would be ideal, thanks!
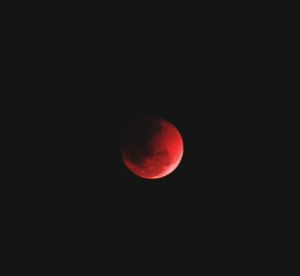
[2,6,300,275]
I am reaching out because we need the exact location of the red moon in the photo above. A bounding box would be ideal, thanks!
[121,117,184,179]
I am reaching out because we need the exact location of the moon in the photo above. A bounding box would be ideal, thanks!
[121,116,184,179]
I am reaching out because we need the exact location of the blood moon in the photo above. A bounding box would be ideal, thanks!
[121,117,184,179]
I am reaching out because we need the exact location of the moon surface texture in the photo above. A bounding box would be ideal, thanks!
[121,117,184,179]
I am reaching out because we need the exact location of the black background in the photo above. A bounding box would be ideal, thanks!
[2,4,300,275]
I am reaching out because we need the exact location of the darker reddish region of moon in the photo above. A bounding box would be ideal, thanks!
[121,117,184,179]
